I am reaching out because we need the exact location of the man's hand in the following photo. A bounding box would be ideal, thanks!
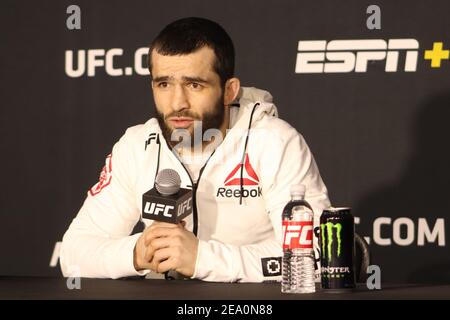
[133,221,198,277]
[134,221,181,271]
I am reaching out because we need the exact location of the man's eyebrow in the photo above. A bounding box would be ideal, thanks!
[152,76,210,84]
[181,76,210,84]
[152,76,172,82]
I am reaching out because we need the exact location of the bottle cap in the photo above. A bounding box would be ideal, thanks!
[290,184,306,196]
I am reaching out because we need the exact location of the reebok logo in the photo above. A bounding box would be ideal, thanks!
[216,153,262,198]
[224,153,259,186]
[216,187,262,198]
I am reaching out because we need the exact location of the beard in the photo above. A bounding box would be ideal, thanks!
[155,92,225,149]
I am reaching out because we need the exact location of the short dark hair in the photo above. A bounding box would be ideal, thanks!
[148,17,235,87]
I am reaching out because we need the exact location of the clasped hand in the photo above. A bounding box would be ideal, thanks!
[134,221,198,277]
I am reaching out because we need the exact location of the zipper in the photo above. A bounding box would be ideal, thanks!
[157,106,241,236]
[161,137,215,237]
[176,160,196,234]
[176,150,216,236]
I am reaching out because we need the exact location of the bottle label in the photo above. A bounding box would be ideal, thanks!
[282,221,313,249]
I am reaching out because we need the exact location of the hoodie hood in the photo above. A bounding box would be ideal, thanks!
[148,86,280,207]
[227,87,279,205]
[229,87,279,130]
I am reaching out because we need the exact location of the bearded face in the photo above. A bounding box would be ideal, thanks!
[155,90,225,148]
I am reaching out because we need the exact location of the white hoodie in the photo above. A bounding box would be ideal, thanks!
[60,87,331,282]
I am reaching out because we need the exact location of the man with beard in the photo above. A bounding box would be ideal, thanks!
[60,17,331,282]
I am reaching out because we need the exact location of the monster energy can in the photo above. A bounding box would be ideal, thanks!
[320,207,355,291]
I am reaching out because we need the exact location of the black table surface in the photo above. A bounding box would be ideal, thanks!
[0,277,449,300]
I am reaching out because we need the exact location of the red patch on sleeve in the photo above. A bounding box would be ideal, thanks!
[89,153,112,196]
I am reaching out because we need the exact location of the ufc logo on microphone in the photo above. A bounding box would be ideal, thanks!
[143,202,174,217]
[282,221,313,249]
[177,198,192,216]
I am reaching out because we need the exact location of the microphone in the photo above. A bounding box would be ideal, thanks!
[142,169,193,224]
[142,169,193,281]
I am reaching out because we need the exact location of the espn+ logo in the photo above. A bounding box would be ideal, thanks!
[295,39,419,73]
[282,221,313,249]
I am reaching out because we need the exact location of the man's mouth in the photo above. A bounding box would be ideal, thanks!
[168,117,195,128]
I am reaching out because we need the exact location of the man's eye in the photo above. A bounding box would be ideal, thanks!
[189,82,202,90]
[157,82,168,88]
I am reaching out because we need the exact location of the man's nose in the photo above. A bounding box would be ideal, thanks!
[172,85,189,112]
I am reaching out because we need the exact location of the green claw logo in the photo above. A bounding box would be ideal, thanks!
[321,222,342,262]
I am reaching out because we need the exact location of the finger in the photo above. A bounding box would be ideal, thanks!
[144,232,160,247]
[156,256,176,274]
[144,227,181,246]
[150,236,175,251]
[151,247,173,266]
[142,222,179,237]
[144,244,156,263]
[149,221,180,230]
[144,227,177,247]
[139,260,154,271]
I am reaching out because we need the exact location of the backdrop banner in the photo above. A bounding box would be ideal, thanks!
[1,0,449,283]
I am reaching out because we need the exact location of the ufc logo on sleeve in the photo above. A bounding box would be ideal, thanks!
[282,221,313,249]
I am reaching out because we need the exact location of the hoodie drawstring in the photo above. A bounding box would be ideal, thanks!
[239,102,260,205]
[151,100,260,207]
[153,134,161,188]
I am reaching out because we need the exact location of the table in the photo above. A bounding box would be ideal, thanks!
[0,277,449,300]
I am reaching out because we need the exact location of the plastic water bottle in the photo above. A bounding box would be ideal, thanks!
[281,184,316,293]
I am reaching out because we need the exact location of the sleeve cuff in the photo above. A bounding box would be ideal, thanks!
[190,240,238,282]
[111,233,149,279]
[191,240,207,280]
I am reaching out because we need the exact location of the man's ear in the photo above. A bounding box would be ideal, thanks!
[224,77,241,106]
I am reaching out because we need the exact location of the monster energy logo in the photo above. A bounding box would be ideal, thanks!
[321,222,342,262]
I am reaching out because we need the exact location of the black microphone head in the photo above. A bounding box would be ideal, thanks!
[155,169,181,195]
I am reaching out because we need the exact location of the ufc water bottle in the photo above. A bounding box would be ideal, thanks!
[281,184,316,293]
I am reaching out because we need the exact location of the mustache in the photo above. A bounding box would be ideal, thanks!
[164,111,201,120]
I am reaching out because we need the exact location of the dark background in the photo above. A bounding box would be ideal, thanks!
[1,0,449,283]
